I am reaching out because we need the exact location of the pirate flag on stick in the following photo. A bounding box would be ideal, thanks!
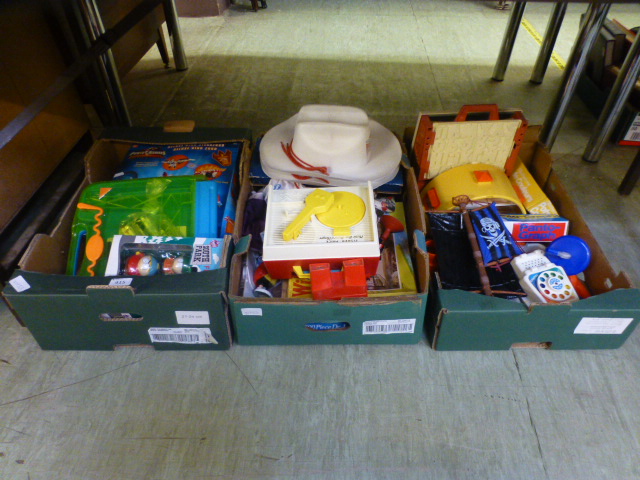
[452,195,493,296]
[468,203,523,267]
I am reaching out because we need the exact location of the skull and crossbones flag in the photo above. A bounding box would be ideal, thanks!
[469,203,523,266]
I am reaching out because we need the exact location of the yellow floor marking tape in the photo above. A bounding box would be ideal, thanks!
[521,18,567,71]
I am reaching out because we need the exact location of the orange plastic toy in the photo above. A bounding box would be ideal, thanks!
[309,258,368,301]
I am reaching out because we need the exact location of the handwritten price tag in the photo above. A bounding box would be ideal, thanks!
[175,311,210,325]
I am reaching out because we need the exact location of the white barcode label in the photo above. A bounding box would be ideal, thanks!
[628,132,640,141]
[574,317,633,335]
[363,319,416,335]
[623,115,640,142]
[148,327,217,344]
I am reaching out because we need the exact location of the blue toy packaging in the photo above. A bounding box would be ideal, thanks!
[113,141,243,237]
[113,142,243,180]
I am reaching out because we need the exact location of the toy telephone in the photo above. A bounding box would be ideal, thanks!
[511,250,579,304]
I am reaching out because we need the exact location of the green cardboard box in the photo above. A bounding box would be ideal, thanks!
[2,127,252,350]
[227,165,430,345]
[421,127,640,350]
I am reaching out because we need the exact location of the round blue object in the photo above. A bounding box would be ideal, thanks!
[546,235,592,275]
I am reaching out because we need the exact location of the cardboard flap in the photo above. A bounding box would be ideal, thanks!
[19,233,68,274]
[403,164,427,233]
[412,230,429,295]
[234,235,252,256]
[229,235,251,297]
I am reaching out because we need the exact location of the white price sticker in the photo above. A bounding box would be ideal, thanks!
[148,327,217,344]
[241,308,263,316]
[363,319,416,335]
[109,278,133,286]
[9,276,31,293]
[574,317,634,335]
[175,311,210,325]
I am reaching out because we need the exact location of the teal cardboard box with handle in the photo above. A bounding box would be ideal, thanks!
[416,123,640,350]
[228,165,430,345]
[2,126,252,350]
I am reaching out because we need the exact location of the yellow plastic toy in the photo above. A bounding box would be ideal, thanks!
[422,163,526,214]
[283,189,366,240]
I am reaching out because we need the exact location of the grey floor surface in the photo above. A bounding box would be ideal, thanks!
[2,1,640,479]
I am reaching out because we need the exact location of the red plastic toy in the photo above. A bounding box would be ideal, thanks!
[309,258,368,301]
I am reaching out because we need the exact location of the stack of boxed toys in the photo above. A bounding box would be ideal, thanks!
[68,140,243,279]
[412,104,640,350]
[3,127,250,351]
[228,105,429,345]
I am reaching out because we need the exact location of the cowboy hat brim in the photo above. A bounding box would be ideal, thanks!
[260,113,401,188]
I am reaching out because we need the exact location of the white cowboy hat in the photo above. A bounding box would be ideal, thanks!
[259,105,401,188]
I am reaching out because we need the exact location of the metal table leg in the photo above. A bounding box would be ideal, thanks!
[619,149,640,195]
[538,3,610,149]
[582,33,640,163]
[156,28,170,67]
[81,0,132,126]
[530,1,567,84]
[492,1,527,82]
[163,0,188,71]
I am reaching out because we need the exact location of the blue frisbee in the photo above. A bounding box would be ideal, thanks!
[545,235,592,275]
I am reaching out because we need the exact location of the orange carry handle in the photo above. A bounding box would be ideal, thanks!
[455,104,501,122]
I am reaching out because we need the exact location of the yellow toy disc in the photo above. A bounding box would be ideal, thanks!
[316,191,366,236]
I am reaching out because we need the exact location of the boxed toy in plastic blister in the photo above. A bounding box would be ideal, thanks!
[104,235,227,277]
[2,126,251,351]
[114,140,242,235]
[67,177,222,277]
[409,108,640,350]
[113,141,243,180]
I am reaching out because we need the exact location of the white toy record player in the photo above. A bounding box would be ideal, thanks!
[262,183,380,279]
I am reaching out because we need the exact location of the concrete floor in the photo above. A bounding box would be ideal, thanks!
[2,1,640,479]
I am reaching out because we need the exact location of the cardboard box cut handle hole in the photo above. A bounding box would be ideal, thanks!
[511,342,552,349]
[99,313,143,322]
[163,120,196,133]
[86,285,136,297]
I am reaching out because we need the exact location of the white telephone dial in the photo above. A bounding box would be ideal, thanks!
[511,250,579,304]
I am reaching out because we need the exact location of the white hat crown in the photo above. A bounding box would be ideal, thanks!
[260,104,401,188]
